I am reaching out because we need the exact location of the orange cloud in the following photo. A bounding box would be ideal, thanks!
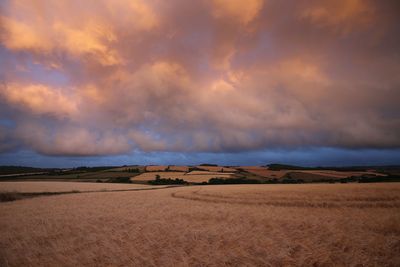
[53,22,120,66]
[1,83,78,118]
[0,16,50,51]
[105,0,159,31]
[0,0,159,66]
[301,0,375,34]
[211,0,264,25]
[0,0,399,156]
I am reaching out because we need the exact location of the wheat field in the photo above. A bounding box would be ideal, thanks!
[0,181,165,193]
[0,183,399,266]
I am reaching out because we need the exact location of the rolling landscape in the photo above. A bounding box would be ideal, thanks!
[0,164,400,266]
[1,0,400,266]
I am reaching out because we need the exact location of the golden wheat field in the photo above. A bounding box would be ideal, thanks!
[0,181,166,193]
[0,183,399,266]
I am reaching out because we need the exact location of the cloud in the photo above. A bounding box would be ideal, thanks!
[15,122,131,156]
[0,0,399,157]
[300,0,375,35]
[211,0,263,25]
[1,83,78,118]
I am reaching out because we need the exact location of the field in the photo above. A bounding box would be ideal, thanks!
[0,183,399,266]
[132,171,235,183]
[2,171,139,182]
[131,172,189,181]
[0,181,166,193]
[241,167,289,179]
[145,166,168,171]
[2,165,394,185]
[241,167,388,181]
[168,166,189,172]
[196,166,237,172]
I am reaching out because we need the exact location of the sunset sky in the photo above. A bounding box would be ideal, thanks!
[0,0,399,167]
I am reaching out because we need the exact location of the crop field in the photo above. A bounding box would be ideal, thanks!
[131,172,189,181]
[3,165,391,185]
[0,181,166,193]
[167,166,189,172]
[299,170,387,178]
[3,171,139,182]
[0,183,399,266]
[145,166,168,171]
[241,167,387,181]
[196,166,237,172]
[242,167,289,179]
[132,171,235,183]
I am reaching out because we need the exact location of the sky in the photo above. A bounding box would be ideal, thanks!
[0,0,399,167]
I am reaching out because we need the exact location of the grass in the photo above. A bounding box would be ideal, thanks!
[0,183,399,266]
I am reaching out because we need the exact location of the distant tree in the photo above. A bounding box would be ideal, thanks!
[148,177,187,185]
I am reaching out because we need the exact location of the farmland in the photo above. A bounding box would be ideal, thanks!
[196,166,238,172]
[1,164,395,185]
[0,181,167,193]
[132,171,235,183]
[0,183,399,266]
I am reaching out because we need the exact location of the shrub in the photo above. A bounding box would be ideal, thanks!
[107,177,132,183]
[0,192,23,202]
[148,177,188,185]
[208,178,261,184]
[127,168,140,173]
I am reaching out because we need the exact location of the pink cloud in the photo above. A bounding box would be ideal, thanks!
[0,0,399,156]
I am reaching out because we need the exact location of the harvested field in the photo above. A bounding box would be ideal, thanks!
[0,181,165,193]
[196,166,237,172]
[168,166,189,172]
[145,166,168,171]
[0,183,399,266]
[184,171,235,183]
